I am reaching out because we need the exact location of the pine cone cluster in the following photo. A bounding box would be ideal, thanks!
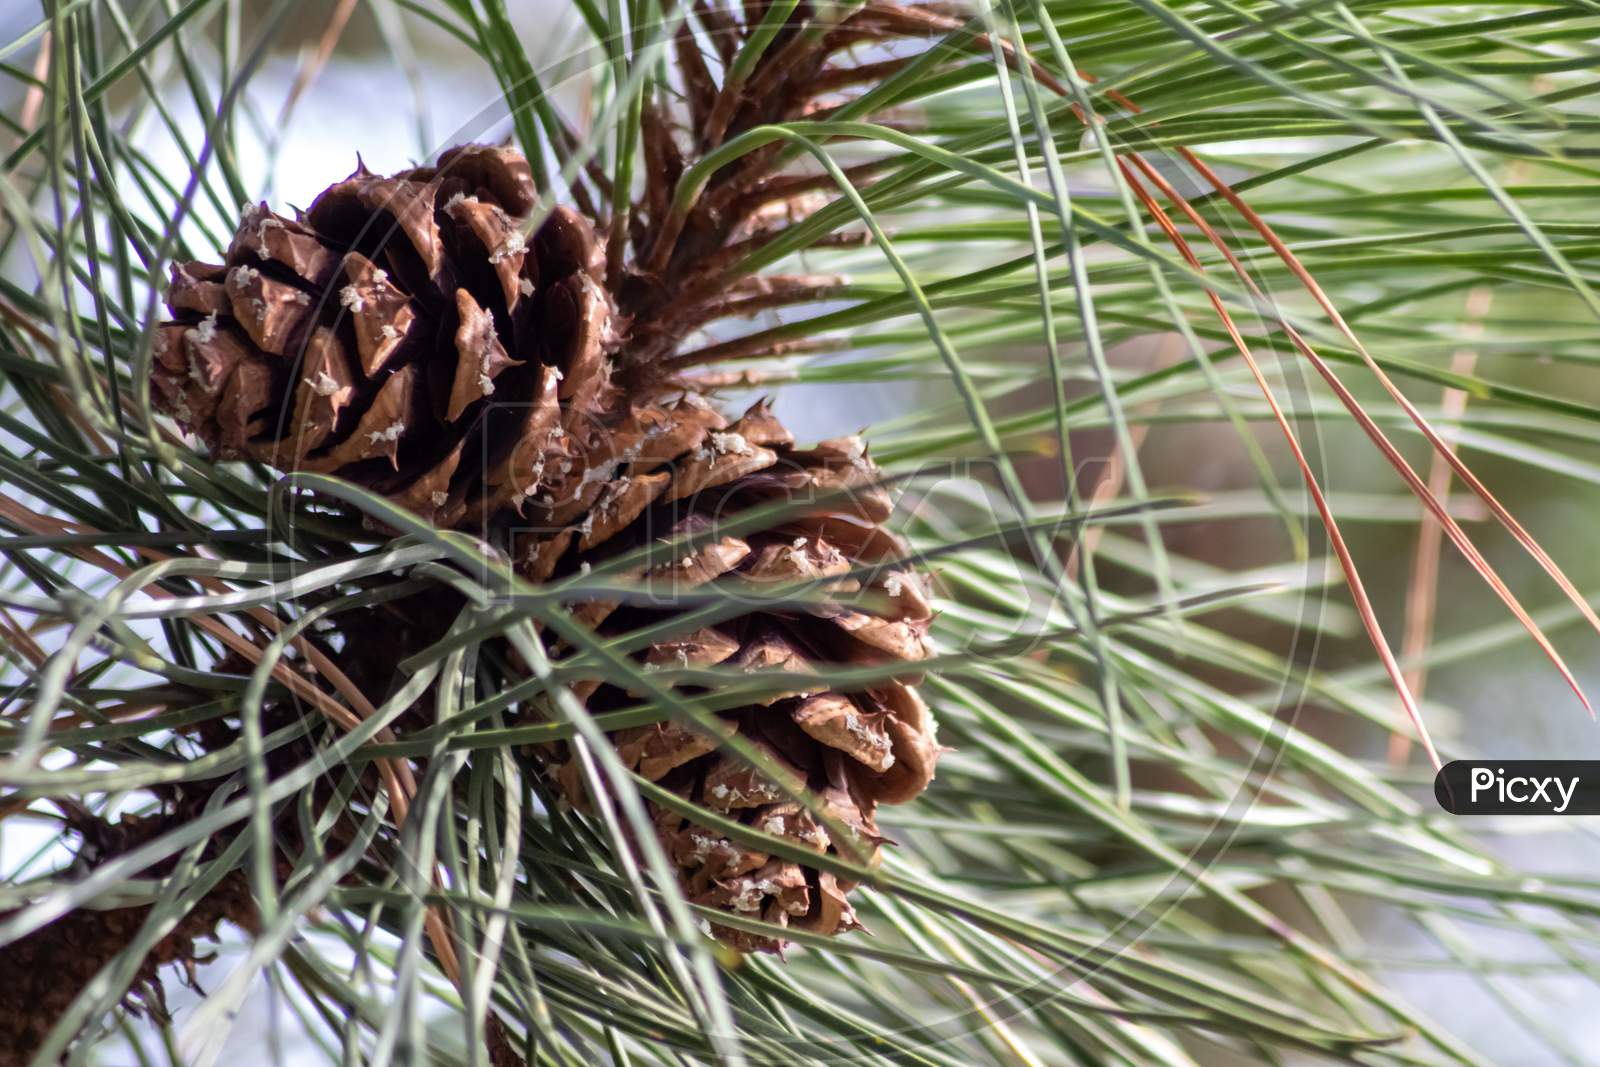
[152,143,939,950]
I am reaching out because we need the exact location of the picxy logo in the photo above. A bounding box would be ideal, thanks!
[1469,767,1577,812]
[1435,760,1598,815]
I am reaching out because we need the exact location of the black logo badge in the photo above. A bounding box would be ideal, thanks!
[1435,761,1600,815]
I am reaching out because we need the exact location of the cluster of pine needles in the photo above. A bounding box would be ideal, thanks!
[3,0,1600,1064]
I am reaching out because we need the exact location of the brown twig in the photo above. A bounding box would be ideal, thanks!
[811,56,916,93]
[674,274,849,330]
[847,2,1068,96]
[274,0,361,132]
[692,0,741,67]
[0,606,47,667]
[18,31,51,137]
[1065,334,1184,580]
[726,158,889,216]
[641,101,684,233]
[1388,134,1536,763]
[681,366,801,389]
[693,225,872,282]
[675,22,721,147]
[665,330,837,369]
[1389,290,1488,765]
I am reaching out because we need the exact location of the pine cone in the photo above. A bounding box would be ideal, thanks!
[152,145,939,951]
[0,810,257,1063]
